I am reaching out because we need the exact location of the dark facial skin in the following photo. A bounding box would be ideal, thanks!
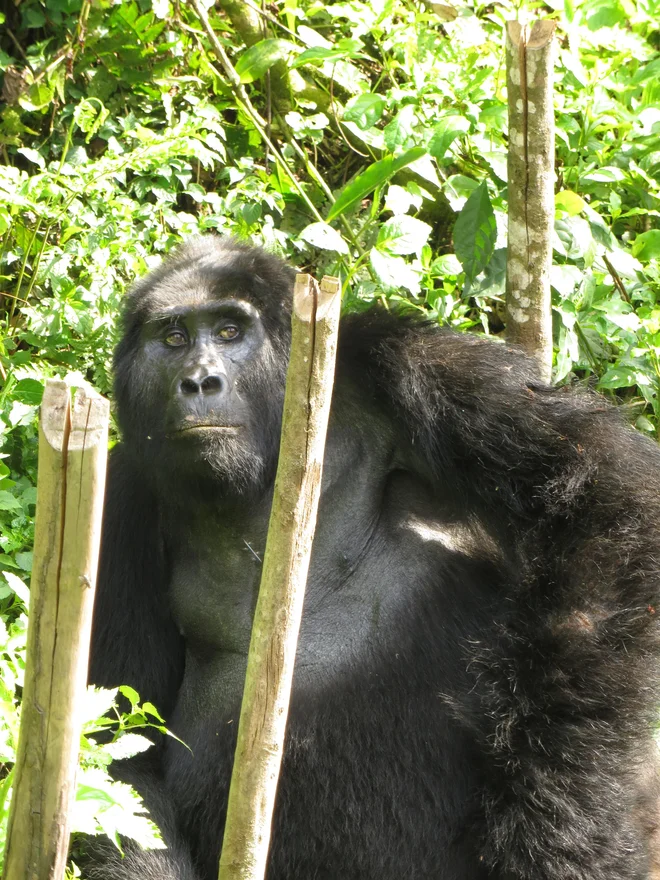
[145,299,264,435]
[120,299,284,495]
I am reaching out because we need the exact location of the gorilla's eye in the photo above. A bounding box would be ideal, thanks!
[164,329,187,347]
[218,324,240,340]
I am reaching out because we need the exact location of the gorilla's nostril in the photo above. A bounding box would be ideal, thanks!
[180,378,200,395]
[201,375,223,394]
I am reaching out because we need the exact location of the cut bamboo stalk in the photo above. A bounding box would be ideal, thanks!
[3,380,110,880]
[218,275,342,880]
[505,19,557,383]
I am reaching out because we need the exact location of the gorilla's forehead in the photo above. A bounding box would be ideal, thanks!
[139,257,265,317]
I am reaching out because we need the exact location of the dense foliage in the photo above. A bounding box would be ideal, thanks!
[0,0,659,868]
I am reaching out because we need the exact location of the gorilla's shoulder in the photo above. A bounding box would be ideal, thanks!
[339,306,660,513]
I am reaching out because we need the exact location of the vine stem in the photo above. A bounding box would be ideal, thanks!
[189,0,324,225]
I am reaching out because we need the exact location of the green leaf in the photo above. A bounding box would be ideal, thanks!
[73,99,109,143]
[16,147,45,170]
[598,365,638,389]
[298,222,349,254]
[291,40,363,68]
[326,147,426,221]
[13,378,44,405]
[580,166,626,183]
[377,216,432,255]
[370,248,421,294]
[105,733,153,761]
[18,83,53,112]
[142,702,165,721]
[383,105,416,152]
[453,181,496,283]
[119,685,141,708]
[428,115,470,160]
[555,190,586,216]
[343,93,386,130]
[235,40,295,83]
[82,686,119,725]
[15,551,33,572]
[152,0,169,18]
[632,230,660,261]
[3,572,29,607]
[0,491,21,511]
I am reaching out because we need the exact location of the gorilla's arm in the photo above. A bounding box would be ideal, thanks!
[87,450,197,879]
[354,315,660,878]
[89,448,184,711]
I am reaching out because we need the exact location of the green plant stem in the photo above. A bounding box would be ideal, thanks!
[190,0,324,224]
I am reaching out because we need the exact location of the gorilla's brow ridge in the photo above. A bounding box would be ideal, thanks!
[144,300,260,324]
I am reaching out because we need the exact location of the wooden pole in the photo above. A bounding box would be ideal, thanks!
[505,19,557,383]
[3,380,109,880]
[218,275,342,880]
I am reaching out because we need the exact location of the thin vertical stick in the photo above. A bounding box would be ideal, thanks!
[505,19,557,382]
[218,275,341,880]
[3,381,109,880]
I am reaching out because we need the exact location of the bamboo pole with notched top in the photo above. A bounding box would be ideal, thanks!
[218,274,342,880]
[2,380,109,880]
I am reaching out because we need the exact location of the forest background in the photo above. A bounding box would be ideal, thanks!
[0,0,659,871]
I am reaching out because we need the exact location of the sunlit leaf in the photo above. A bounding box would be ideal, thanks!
[235,40,296,83]
[298,222,349,254]
[343,93,386,130]
[377,216,432,255]
[327,147,426,221]
[428,115,470,160]
[453,181,496,283]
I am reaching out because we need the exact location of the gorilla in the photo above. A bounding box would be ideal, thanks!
[86,236,660,880]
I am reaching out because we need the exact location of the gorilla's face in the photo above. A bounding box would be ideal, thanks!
[114,242,293,497]
[153,300,279,487]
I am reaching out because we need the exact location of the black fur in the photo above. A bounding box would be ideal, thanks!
[86,237,660,880]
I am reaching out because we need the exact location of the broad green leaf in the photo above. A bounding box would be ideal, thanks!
[326,147,426,221]
[343,93,386,130]
[152,0,169,18]
[384,184,414,215]
[15,551,32,572]
[443,174,479,211]
[383,105,416,152]
[580,166,626,183]
[298,222,349,254]
[377,216,432,255]
[292,47,347,67]
[551,264,583,298]
[119,685,141,708]
[555,191,586,215]
[370,248,421,294]
[432,254,463,276]
[598,365,639,389]
[236,40,295,83]
[291,40,363,68]
[81,686,119,725]
[18,83,53,112]
[105,733,153,761]
[408,154,440,187]
[632,230,660,261]
[0,491,21,511]
[636,416,655,433]
[17,148,45,170]
[453,181,496,283]
[428,115,470,160]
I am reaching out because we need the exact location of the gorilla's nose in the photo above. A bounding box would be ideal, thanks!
[178,370,226,396]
